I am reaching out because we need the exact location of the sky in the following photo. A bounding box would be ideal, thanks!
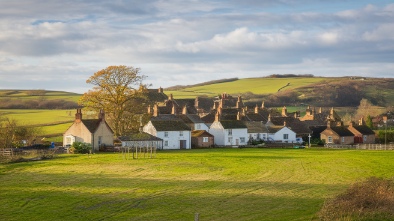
[0,0,393,93]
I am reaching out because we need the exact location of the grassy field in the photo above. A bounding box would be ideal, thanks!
[0,90,81,102]
[166,77,329,99]
[1,148,394,221]
[0,109,75,125]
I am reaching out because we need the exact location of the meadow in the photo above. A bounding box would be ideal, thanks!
[166,77,329,99]
[1,148,394,221]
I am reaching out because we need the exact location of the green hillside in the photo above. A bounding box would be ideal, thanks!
[166,77,329,98]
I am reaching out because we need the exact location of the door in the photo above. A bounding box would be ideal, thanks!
[180,140,187,149]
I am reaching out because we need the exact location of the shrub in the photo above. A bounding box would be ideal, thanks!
[71,142,92,154]
[317,177,394,221]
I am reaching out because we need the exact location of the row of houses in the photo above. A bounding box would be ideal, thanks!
[63,89,376,151]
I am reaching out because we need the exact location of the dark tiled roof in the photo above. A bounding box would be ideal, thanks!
[185,114,205,123]
[82,119,103,133]
[220,120,247,129]
[147,89,168,102]
[245,121,269,133]
[201,112,216,124]
[266,125,285,133]
[329,126,354,136]
[244,113,268,123]
[351,125,375,135]
[191,130,214,137]
[150,120,191,131]
[119,132,163,141]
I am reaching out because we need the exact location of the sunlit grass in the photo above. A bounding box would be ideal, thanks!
[1,148,394,221]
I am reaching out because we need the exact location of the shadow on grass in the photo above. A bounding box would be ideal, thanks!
[0,170,346,221]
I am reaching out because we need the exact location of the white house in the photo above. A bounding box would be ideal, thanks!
[245,121,269,142]
[143,120,191,149]
[209,120,248,146]
[267,125,297,143]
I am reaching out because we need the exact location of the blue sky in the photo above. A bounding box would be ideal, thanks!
[0,0,393,93]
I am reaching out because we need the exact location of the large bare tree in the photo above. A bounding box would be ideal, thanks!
[79,65,149,136]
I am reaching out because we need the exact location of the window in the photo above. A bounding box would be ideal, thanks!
[257,134,260,140]
[164,132,168,137]
[328,136,333,143]
[228,137,233,143]
[283,134,288,140]
[196,124,201,129]
[98,136,102,145]
[240,137,245,143]
[262,134,266,140]
[228,129,232,135]
[164,141,168,146]
[179,131,183,137]
[203,137,208,142]
[363,135,367,142]
[341,137,345,143]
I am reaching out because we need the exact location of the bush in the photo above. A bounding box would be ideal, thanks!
[317,177,394,220]
[71,142,92,154]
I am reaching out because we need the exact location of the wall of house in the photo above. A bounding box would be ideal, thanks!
[269,127,297,143]
[92,122,114,152]
[143,122,157,136]
[191,136,214,148]
[156,131,191,150]
[194,123,209,131]
[209,122,225,146]
[248,133,268,142]
[321,130,354,144]
[63,122,92,147]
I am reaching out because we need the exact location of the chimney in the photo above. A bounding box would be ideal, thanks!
[158,87,163,93]
[359,117,365,126]
[182,105,187,115]
[169,94,173,101]
[147,105,152,114]
[236,96,243,108]
[261,101,265,109]
[254,104,259,114]
[98,109,105,122]
[267,114,271,122]
[282,106,287,117]
[172,104,178,115]
[194,97,199,108]
[213,101,219,110]
[319,107,322,114]
[215,111,220,122]
[219,99,224,108]
[218,106,223,115]
[237,111,242,120]
[153,104,159,117]
[349,121,355,127]
[294,112,298,118]
[283,121,287,127]
[75,109,82,123]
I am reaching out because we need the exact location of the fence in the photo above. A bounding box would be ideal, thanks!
[324,143,394,150]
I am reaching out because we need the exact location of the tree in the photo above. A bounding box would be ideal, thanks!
[366,115,373,129]
[355,98,385,120]
[78,65,149,136]
[0,117,42,148]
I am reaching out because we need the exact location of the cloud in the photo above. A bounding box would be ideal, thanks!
[0,1,393,93]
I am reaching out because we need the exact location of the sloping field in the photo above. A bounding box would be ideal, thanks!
[166,77,329,99]
[0,109,74,125]
[1,148,394,221]
[0,90,81,102]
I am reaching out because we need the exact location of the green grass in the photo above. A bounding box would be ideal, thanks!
[0,90,81,102]
[1,148,394,221]
[0,109,75,125]
[166,77,329,98]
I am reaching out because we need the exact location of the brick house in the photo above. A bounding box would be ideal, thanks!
[320,122,354,145]
[191,130,214,148]
[347,118,375,144]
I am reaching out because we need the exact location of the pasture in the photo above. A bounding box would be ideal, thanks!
[1,148,394,221]
[166,77,329,99]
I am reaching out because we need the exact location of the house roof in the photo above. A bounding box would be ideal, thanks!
[150,120,191,131]
[220,120,247,129]
[267,117,311,135]
[244,121,269,133]
[191,130,214,137]
[118,132,163,141]
[326,126,354,136]
[147,89,168,102]
[266,125,286,133]
[81,119,114,134]
[178,114,205,124]
[351,125,375,135]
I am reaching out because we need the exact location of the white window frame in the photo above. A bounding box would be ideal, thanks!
[164,132,168,137]
[240,137,245,143]
[179,131,183,137]
[228,129,232,135]
[283,134,289,140]
[341,137,345,143]
[203,137,208,142]
[328,136,333,143]
[164,140,169,146]
[363,135,367,142]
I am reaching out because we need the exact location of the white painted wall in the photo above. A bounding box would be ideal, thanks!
[209,122,248,146]
[194,123,209,131]
[268,127,297,143]
[143,121,191,150]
